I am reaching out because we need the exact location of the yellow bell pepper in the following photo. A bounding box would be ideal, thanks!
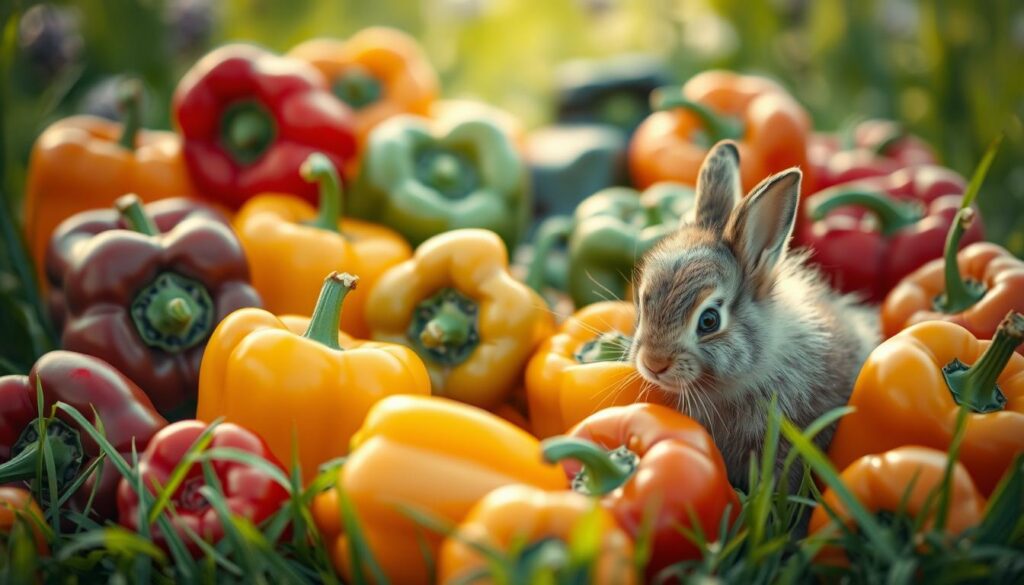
[196,272,430,482]
[365,228,554,409]
[312,394,567,585]
[233,153,411,338]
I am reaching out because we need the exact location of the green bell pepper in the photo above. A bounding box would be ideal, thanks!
[526,182,695,308]
[350,114,528,249]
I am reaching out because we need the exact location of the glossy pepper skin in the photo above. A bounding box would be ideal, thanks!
[828,313,1024,495]
[526,301,674,438]
[366,229,553,409]
[45,197,229,333]
[543,403,738,579]
[526,183,694,308]
[311,395,566,585]
[350,114,529,250]
[882,211,1024,349]
[288,27,438,143]
[439,484,638,585]
[117,420,289,555]
[0,487,47,553]
[796,165,983,302]
[198,273,430,483]
[234,153,410,338]
[811,447,985,542]
[59,195,260,418]
[629,70,812,194]
[807,118,938,193]
[172,43,358,209]
[25,80,196,285]
[0,351,167,520]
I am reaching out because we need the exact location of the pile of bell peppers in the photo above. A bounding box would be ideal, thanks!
[6,25,1024,584]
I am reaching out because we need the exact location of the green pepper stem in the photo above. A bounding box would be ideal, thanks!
[303,272,359,350]
[220,100,277,164]
[652,86,744,142]
[0,426,80,485]
[871,125,907,157]
[944,312,1024,413]
[541,437,637,497]
[525,216,574,292]
[332,67,383,110]
[301,153,343,233]
[808,190,923,235]
[117,78,143,150]
[937,208,986,313]
[116,194,159,236]
[420,304,471,349]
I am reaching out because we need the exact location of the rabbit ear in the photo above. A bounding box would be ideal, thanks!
[726,168,801,290]
[694,141,742,234]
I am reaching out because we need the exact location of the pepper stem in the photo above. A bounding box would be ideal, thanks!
[117,78,143,150]
[525,216,574,292]
[541,437,639,496]
[943,312,1024,413]
[332,67,383,110]
[808,190,923,236]
[870,125,907,157]
[303,272,359,350]
[116,194,159,236]
[652,86,744,142]
[935,208,986,313]
[575,333,632,364]
[220,100,277,164]
[420,303,471,348]
[301,153,343,233]
[0,419,84,486]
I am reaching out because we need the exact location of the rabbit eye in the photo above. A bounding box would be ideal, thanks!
[697,308,720,335]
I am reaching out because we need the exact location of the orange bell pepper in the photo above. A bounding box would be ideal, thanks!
[0,487,47,554]
[526,301,675,438]
[629,70,812,194]
[810,446,985,543]
[24,80,197,285]
[289,27,438,143]
[438,485,637,585]
[365,228,554,409]
[311,395,566,585]
[233,153,410,338]
[882,209,1024,353]
[196,272,430,482]
[828,312,1024,495]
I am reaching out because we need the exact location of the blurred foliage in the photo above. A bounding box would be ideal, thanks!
[2,0,1022,252]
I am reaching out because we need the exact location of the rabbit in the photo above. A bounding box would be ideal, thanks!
[629,140,878,493]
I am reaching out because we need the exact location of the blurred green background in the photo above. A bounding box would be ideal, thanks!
[0,0,1021,341]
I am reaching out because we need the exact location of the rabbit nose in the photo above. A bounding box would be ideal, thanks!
[641,352,672,375]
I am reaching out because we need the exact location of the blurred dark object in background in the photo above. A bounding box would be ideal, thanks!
[555,54,671,136]
[18,3,82,84]
[164,0,217,59]
[77,75,126,121]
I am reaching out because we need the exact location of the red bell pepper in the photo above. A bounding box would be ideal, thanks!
[173,43,358,209]
[808,118,938,193]
[117,420,289,554]
[0,351,167,520]
[796,165,984,302]
[542,403,738,580]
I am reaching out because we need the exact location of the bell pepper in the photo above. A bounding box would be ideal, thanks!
[526,124,629,220]
[828,312,1024,496]
[542,403,738,579]
[554,53,671,135]
[349,114,528,250]
[526,301,675,438]
[45,197,229,333]
[233,153,411,338]
[438,484,637,585]
[811,447,985,544]
[288,27,438,143]
[117,420,289,554]
[0,351,167,520]
[365,229,553,409]
[58,195,260,419]
[430,98,528,151]
[796,165,984,302]
[808,118,938,193]
[172,43,358,209]
[526,182,695,308]
[311,395,566,585]
[0,487,47,554]
[197,272,430,483]
[24,79,197,286]
[629,70,812,194]
[881,210,1024,347]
